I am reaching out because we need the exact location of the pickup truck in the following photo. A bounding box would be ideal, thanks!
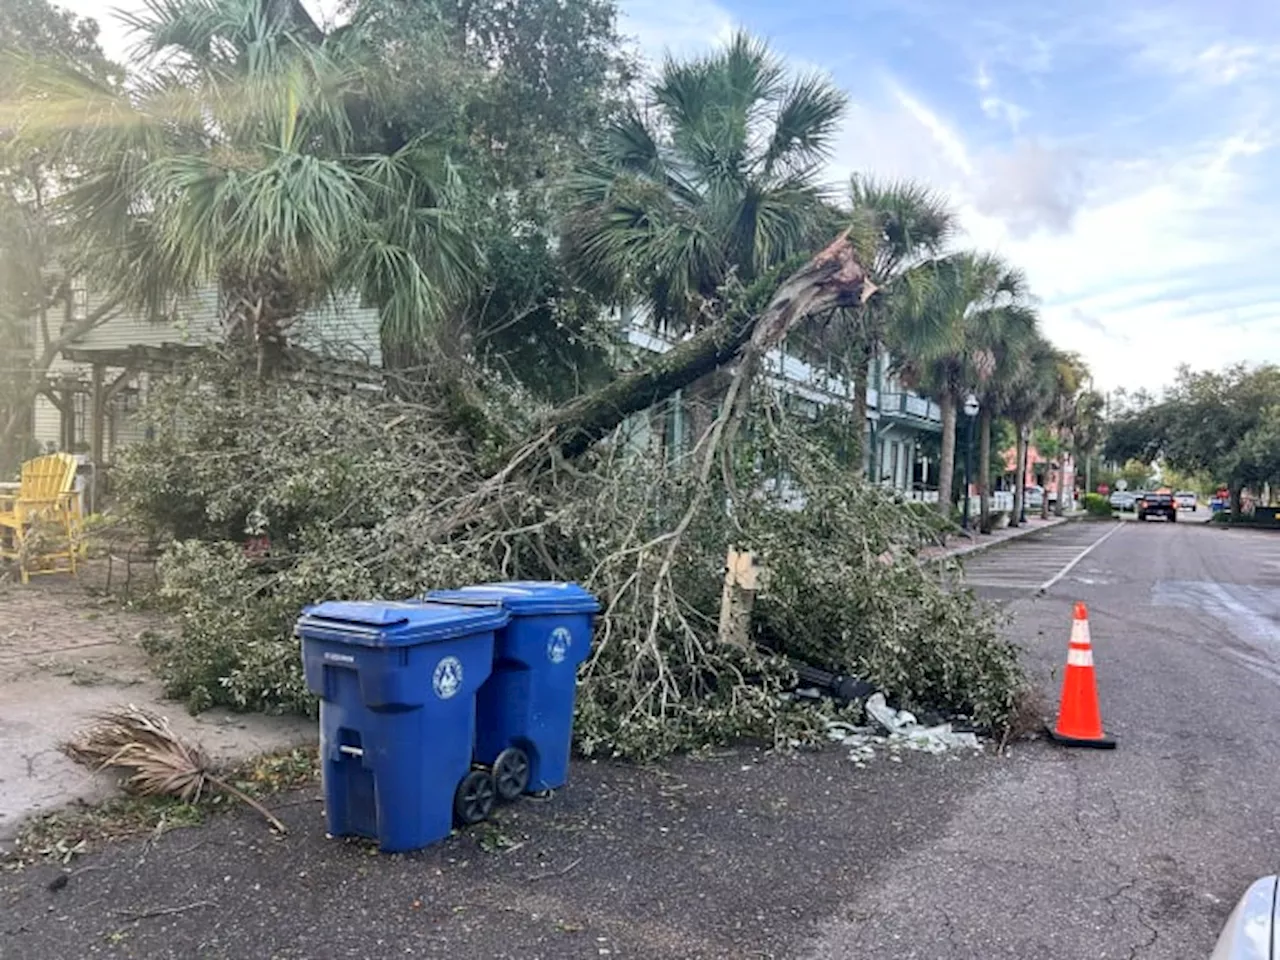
[1137,492,1177,522]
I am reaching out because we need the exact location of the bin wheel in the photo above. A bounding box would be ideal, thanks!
[492,747,531,802]
[454,770,496,826]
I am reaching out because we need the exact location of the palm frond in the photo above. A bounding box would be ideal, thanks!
[762,73,847,175]
[62,705,287,833]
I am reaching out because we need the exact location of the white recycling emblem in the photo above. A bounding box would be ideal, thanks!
[433,656,463,699]
[547,627,572,664]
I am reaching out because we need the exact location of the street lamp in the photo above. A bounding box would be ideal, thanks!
[962,393,979,530]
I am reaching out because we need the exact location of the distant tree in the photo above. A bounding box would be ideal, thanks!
[897,252,1030,518]
[0,0,124,467]
[1105,364,1280,514]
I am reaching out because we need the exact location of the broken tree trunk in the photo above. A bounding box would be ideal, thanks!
[545,233,874,460]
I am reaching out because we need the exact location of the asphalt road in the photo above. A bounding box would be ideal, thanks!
[3,518,1278,959]
[807,515,1280,959]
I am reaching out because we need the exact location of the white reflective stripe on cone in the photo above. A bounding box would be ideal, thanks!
[1067,648,1094,667]
[1070,620,1091,646]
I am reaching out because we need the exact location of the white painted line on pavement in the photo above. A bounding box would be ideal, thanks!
[1038,522,1126,594]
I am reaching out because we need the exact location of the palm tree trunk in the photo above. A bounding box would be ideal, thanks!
[1013,423,1027,526]
[849,340,872,477]
[978,406,992,533]
[1052,433,1065,517]
[936,393,957,519]
[545,232,871,460]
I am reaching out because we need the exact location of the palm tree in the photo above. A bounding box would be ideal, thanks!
[973,302,1040,531]
[1073,387,1107,495]
[563,31,846,439]
[1001,337,1057,526]
[794,178,956,473]
[1043,350,1090,516]
[897,252,1029,518]
[13,0,476,375]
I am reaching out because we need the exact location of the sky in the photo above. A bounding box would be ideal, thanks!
[59,0,1280,395]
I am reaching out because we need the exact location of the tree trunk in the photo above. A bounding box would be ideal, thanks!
[850,339,872,478]
[0,297,123,458]
[936,393,957,519]
[978,406,992,533]
[545,233,873,460]
[1012,422,1027,527]
[1231,483,1244,517]
[1052,440,1065,517]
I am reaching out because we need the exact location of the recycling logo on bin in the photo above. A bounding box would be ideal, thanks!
[433,656,464,699]
[547,627,572,664]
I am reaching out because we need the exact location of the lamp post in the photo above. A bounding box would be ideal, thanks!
[962,393,979,530]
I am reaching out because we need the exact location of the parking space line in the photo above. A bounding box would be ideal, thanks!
[1038,522,1125,594]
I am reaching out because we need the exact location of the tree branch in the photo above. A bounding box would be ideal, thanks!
[542,231,874,460]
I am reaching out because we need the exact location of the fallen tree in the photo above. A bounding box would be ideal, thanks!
[542,232,874,459]
[110,233,1026,760]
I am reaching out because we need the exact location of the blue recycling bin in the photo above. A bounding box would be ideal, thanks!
[297,599,509,852]
[427,582,599,795]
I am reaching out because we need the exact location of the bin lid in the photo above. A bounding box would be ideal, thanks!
[427,581,600,615]
[295,600,509,647]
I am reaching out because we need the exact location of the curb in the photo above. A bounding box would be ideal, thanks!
[923,517,1069,564]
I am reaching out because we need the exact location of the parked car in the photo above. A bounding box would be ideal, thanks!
[1212,875,1277,958]
[1137,492,1177,522]
[1175,491,1198,511]
[1024,485,1044,510]
[1109,491,1137,512]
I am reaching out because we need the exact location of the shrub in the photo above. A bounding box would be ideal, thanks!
[1082,493,1112,518]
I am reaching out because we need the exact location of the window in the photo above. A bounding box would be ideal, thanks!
[70,277,88,323]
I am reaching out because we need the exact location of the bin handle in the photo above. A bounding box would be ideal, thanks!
[338,745,364,758]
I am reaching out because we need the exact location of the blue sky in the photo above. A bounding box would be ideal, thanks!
[65,0,1280,393]
[620,0,1280,394]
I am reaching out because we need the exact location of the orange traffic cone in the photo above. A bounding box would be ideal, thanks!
[1047,602,1116,749]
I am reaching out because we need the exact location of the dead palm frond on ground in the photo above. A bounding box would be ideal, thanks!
[61,705,287,834]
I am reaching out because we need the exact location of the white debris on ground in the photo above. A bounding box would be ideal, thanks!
[827,693,982,767]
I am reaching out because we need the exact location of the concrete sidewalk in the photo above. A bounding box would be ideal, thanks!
[920,514,1071,563]
[0,571,314,849]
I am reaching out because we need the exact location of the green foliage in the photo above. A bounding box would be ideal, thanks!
[120,364,1028,756]
[10,0,479,367]
[744,465,1022,730]
[1082,493,1111,517]
[564,31,844,333]
[1106,364,1280,506]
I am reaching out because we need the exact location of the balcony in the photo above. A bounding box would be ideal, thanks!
[879,392,942,428]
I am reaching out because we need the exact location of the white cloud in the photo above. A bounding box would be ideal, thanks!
[827,66,1278,391]
[975,61,993,92]
[980,95,1029,132]
[886,82,975,177]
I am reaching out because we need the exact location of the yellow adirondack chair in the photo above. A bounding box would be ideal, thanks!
[0,453,79,583]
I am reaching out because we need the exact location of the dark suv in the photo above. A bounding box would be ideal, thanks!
[1137,492,1177,522]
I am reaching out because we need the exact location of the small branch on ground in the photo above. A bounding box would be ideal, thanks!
[112,900,218,921]
[527,857,583,882]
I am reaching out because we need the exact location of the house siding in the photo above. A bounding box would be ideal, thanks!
[30,285,382,458]
[617,307,941,497]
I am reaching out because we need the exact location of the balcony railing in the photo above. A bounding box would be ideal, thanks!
[879,393,942,423]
